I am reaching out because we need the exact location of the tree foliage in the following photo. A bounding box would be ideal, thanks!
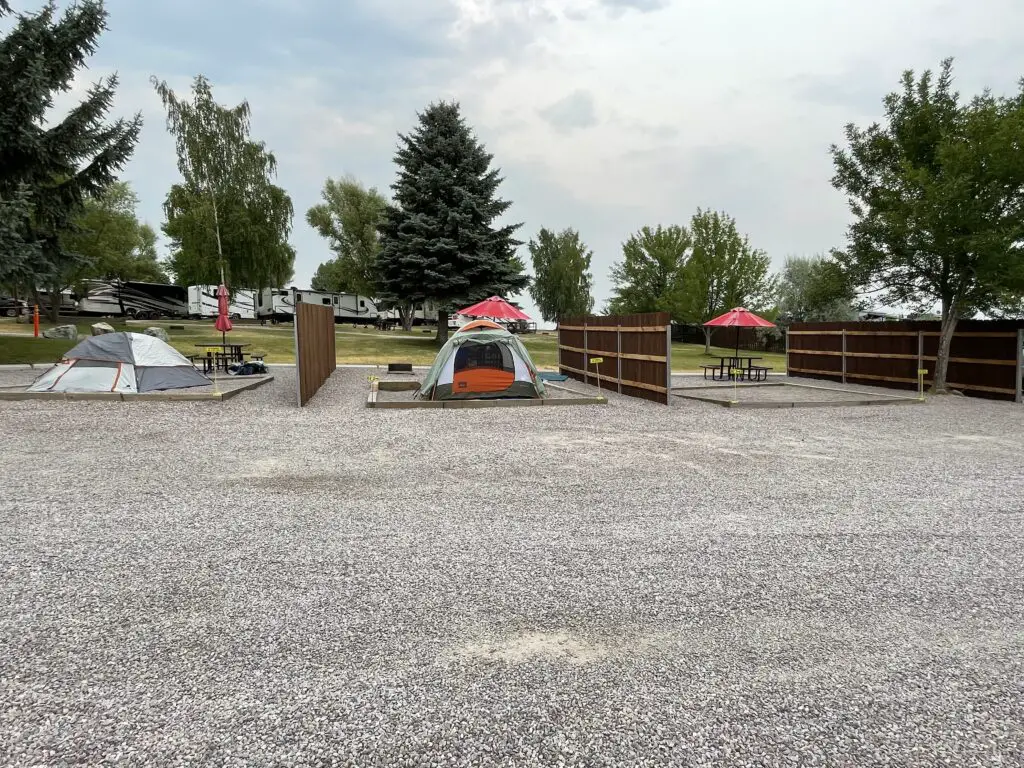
[831,58,1024,390]
[307,176,387,297]
[152,74,294,289]
[776,254,857,322]
[607,225,690,316]
[527,227,594,322]
[0,0,141,318]
[61,181,167,284]
[377,101,528,343]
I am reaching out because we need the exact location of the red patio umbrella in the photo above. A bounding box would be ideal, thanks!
[457,295,531,321]
[703,307,775,358]
[214,283,232,345]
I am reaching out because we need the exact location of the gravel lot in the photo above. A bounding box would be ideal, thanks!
[1,366,1023,766]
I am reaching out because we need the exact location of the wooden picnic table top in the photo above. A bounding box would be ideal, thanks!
[195,342,250,349]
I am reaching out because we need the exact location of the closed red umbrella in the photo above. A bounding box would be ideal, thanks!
[214,284,232,344]
[703,307,775,358]
[457,295,531,321]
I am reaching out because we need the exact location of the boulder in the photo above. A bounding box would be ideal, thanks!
[42,324,78,340]
[144,326,170,342]
[91,322,116,336]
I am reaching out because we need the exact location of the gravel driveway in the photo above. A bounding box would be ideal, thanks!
[1,368,1022,766]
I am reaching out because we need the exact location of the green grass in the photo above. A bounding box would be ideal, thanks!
[0,319,787,371]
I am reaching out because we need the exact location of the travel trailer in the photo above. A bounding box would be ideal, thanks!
[76,280,188,319]
[187,285,257,319]
[256,287,380,324]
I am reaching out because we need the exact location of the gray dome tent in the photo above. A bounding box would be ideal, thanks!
[29,332,210,393]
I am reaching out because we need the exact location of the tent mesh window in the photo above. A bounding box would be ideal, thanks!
[454,343,511,372]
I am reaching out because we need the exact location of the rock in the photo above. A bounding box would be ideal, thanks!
[91,322,116,336]
[144,326,170,342]
[42,324,77,340]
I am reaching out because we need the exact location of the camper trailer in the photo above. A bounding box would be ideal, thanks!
[76,280,188,319]
[187,285,257,319]
[380,301,439,326]
[293,290,379,324]
[256,288,294,323]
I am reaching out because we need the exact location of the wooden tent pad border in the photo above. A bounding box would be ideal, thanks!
[0,376,273,402]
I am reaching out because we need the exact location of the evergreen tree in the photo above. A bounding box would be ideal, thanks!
[377,101,528,344]
[0,0,142,320]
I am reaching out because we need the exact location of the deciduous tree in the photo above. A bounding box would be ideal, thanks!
[776,254,857,322]
[607,225,690,316]
[377,101,528,344]
[677,209,776,352]
[831,58,1024,391]
[307,176,387,299]
[62,182,168,284]
[527,227,594,322]
[153,74,294,291]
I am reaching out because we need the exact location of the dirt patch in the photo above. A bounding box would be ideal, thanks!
[456,631,609,665]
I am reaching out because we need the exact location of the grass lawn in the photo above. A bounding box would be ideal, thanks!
[0,319,787,371]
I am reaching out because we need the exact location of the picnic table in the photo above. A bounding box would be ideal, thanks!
[194,342,250,371]
[701,356,772,382]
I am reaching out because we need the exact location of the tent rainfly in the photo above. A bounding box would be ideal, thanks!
[28,332,210,393]
[417,320,545,400]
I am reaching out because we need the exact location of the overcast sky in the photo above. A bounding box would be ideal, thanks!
[15,0,1024,322]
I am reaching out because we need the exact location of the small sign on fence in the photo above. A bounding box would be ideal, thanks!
[590,357,603,364]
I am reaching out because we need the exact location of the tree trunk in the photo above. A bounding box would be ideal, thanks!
[435,309,449,346]
[400,303,414,332]
[47,283,60,323]
[703,326,713,354]
[932,302,960,393]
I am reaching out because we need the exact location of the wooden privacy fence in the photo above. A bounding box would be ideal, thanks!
[558,312,672,404]
[788,320,1024,402]
[294,302,337,406]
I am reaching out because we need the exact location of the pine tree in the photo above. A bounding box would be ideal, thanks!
[377,101,528,343]
[0,0,142,319]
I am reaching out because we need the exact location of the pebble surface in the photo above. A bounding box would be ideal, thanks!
[1,368,1022,766]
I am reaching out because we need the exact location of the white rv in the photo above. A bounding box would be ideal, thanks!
[293,290,379,324]
[256,288,379,324]
[256,288,295,323]
[380,301,439,326]
[76,280,188,319]
[187,285,257,319]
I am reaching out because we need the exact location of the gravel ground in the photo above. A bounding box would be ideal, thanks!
[1,367,1023,766]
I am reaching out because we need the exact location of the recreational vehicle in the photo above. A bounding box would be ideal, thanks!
[187,285,257,319]
[257,288,380,324]
[256,288,294,323]
[293,290,379,324]
[76,280,188,319]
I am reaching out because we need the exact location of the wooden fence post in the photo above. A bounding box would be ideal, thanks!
[582,321,588,385]
[917,331,924,385]
[841,329,847,384]
[557,322,561,372]
[616,324,622,394]
[665,323,672,404]
[1017,328,1023,404]
[784,328,789,375]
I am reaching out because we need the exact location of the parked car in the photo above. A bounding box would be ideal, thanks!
[0,296,27,318]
